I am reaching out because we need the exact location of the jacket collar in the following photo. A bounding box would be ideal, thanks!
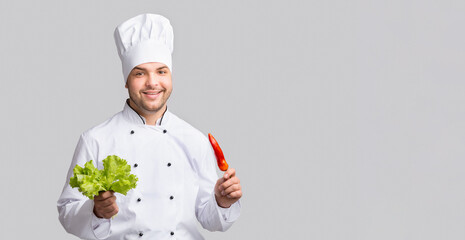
[122,99,170,126]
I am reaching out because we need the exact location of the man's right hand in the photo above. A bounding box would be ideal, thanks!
[93,191,118,219]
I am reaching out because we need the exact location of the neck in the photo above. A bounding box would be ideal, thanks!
[127,99,167,126]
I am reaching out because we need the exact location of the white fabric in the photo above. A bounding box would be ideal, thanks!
[57,102,241,240]
[114,13,174,82]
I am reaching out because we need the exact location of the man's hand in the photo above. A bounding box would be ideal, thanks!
[93,191,118,219]
[215,168,242,208]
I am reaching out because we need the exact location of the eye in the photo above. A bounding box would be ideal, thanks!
[158,70,166,74]
[135,72,144,76]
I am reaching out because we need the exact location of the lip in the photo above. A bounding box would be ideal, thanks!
[142,90,162,100]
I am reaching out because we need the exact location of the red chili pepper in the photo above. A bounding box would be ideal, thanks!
[208,133,229,171]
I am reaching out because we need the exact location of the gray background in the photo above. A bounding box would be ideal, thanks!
[1,0,464,239]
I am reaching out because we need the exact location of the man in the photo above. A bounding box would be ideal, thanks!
[57,13,242,240]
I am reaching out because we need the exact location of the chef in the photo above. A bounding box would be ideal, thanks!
[57,13,242,240]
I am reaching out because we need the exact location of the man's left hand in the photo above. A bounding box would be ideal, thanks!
[214,168,242,208]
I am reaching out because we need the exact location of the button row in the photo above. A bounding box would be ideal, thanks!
[134,163,171,168]
[138,231,174,237]
[130,129,167,134]
[136,196,174,202]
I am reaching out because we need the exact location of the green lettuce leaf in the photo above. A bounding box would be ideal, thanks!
[69,155,138,199]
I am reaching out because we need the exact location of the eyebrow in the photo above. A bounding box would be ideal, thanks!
[133,66,169,71]
[133,66,146,71]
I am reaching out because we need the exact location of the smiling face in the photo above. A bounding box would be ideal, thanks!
[126,62,172,120]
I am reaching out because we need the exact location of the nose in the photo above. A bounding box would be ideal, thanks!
[146,72,159,87]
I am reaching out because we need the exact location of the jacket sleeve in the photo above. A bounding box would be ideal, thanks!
[57,134,112,240]
[195,136,241,232]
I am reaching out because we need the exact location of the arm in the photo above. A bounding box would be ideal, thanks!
[57,134,112,240]
[195,138,242,232]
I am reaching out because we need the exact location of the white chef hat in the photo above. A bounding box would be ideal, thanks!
[114,13,174,82]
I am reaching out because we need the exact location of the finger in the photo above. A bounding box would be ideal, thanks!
[96,196,117,208]
[102,191,115,198]
[223,168,236,180]
[226,190,242,199]
[102,206,119,219]
[219,176,240,191]
[101,203,118,214]
[95,193,116,204]
[95,203,116,214]
[95,191,114,200]
[94,193,103,200]
[95,202,118,217]
[219,177,239,192]
[222,183,241,196]
[216,176,225,185]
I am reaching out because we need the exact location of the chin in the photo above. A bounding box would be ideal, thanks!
[144,104,164,112]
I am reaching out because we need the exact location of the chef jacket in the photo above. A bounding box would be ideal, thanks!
[57,101,241,240]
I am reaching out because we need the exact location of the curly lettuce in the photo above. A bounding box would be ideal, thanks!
[69,155,138,199]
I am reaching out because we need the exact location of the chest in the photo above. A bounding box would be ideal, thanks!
[94,126,197,194]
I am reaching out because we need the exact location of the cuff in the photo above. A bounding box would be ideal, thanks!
[214,194,242,223]
[91,211,112,239]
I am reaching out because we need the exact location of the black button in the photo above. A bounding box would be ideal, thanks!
[170,231,174,236]
[137,198,141,202]
[170,196,174,200]
[163,129,167,134]
[139,232,143,237]
[167,163,171,167]
[134,163,138,168]
[130,130,135,134]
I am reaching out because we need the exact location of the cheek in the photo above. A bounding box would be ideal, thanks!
[127,80,144,92]
[161,80,173,90]
[166,81,173,90]
[162,78,173,90]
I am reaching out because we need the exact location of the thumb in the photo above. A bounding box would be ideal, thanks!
[223,168,236,180]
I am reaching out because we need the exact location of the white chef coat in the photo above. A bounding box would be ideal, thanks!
[57,101,241,240]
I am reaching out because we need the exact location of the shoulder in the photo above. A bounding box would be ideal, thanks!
[80,111,126,143]
[167,111,207,141]
[166,111,212,153]
[166,111,217,170]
